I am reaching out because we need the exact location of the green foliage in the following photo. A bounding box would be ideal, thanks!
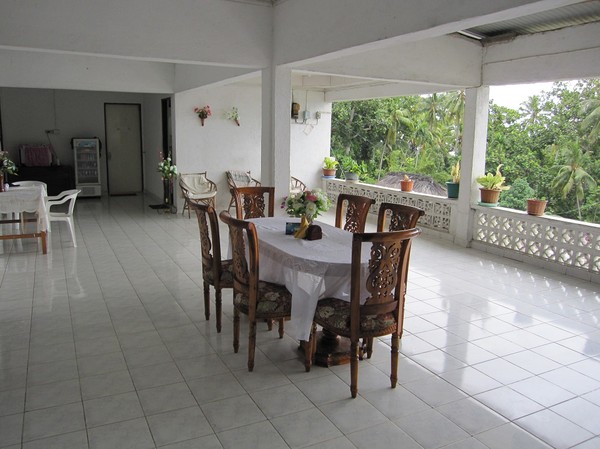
[331,79,600,223]
[500,178,535,210]
[323,157,338,169]
[476,165,510,190]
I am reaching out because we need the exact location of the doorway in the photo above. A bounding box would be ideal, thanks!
[104,103,143,195]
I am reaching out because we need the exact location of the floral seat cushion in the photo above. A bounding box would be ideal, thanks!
[203,259,234,287]
[234,281,292,318]
[314,297,397,337]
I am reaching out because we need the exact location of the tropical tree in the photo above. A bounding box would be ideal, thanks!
[551,140,597,220]
[581,98,600,145]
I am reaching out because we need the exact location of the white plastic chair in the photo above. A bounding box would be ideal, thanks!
[47,189,81,247]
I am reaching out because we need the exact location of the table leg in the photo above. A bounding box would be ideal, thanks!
[40,230,47,254]
[312,329,351,367]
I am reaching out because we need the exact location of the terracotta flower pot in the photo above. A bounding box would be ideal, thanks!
[527,199,547,216]
[479,188,501,204]
[400,180,414,192]
[322,168,337,178]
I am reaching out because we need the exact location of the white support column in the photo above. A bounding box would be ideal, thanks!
[261,65,292,214]
[453,86,489,247]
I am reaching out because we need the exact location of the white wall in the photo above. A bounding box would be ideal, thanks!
[173,84,263,211]
[289,89,332,191]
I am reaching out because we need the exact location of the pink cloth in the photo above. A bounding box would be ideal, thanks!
[19,144,53,167]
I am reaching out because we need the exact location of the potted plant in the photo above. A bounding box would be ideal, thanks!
[400,174,414,192]
[340,156,363,182]
[322,157,338,178]
[476,164,510,205]
[446,161,460,198]
[0,151,18,192]
[527,197,547,216]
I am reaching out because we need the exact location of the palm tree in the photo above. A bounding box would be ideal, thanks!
[581,98,600,145]
[551,141,597,220]
[519,94,542,126]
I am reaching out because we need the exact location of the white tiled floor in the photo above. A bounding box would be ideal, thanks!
[1,194,599,449]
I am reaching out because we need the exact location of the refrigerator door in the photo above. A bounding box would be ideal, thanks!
[73,138,101,197]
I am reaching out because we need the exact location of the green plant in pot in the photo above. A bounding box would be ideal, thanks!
[446,161,460,198]
[527,197,548,216]
[340,156,364,182]
[476,164,510,205]
[322,157,339,178]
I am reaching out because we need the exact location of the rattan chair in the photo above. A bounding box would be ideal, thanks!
[179,172,217,218]
[305,228,421,397]
[334,193,375,233]
[290,176,307,193]
[226,170,260,212]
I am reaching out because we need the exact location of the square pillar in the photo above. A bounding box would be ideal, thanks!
[453,86,489,247]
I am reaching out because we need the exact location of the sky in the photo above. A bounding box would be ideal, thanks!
[489,82,555,110]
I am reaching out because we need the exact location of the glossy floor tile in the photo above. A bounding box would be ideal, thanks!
[1,194,599,448]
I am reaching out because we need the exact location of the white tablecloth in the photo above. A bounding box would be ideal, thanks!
[0,186,49,232]
[249,217,369,341]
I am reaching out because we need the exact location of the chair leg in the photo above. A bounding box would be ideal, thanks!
[266,319,273,331]
[215,288,222,333]
[391,333,399,389]
[248,320,256,372]
[350,340,359,398]
[203,282,210,321]
[277,318,284,338]
[304,322,316,372]
[233,309,240,353]
[67,217,77,247]
[366,337,374,359]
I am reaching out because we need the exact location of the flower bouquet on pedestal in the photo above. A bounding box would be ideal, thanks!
[283,188,331,239]
[157,155,177,212]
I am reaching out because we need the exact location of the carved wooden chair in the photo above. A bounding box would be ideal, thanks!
[226,170,261,212]
[193,203,233,333]
[357,202,425,356]
[305,228,421,397]
[377,203,425,232]
[334,193,375,233]
[232,186,275,219]
[219,211,292,371]
[290,176,307,193]
[179,172,218,218]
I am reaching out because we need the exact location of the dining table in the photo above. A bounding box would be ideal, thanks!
[0,185,49,254]
[249,216,370,366]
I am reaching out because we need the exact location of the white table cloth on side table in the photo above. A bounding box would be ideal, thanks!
[248,217,369,342]
[0,185,49,254]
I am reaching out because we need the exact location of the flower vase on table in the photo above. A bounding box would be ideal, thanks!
[283,189,331,240]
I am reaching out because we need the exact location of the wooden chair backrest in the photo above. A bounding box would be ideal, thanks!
[335,193,375,233]
[377,203,425,232]
[232,186,275,219]
[350,228,421,337]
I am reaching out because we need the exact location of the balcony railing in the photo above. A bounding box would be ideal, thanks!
[324,178,599,282]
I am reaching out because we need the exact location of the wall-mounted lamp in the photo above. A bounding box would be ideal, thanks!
[291,102,300,119]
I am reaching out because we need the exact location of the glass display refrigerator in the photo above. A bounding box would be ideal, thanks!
[72,138,101,197]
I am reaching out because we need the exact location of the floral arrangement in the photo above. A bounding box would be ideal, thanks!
[157,155,177,179]
[226,107,240,126]
[0,151,18,175]
[283,188,331,220]
[194,105,212,125]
